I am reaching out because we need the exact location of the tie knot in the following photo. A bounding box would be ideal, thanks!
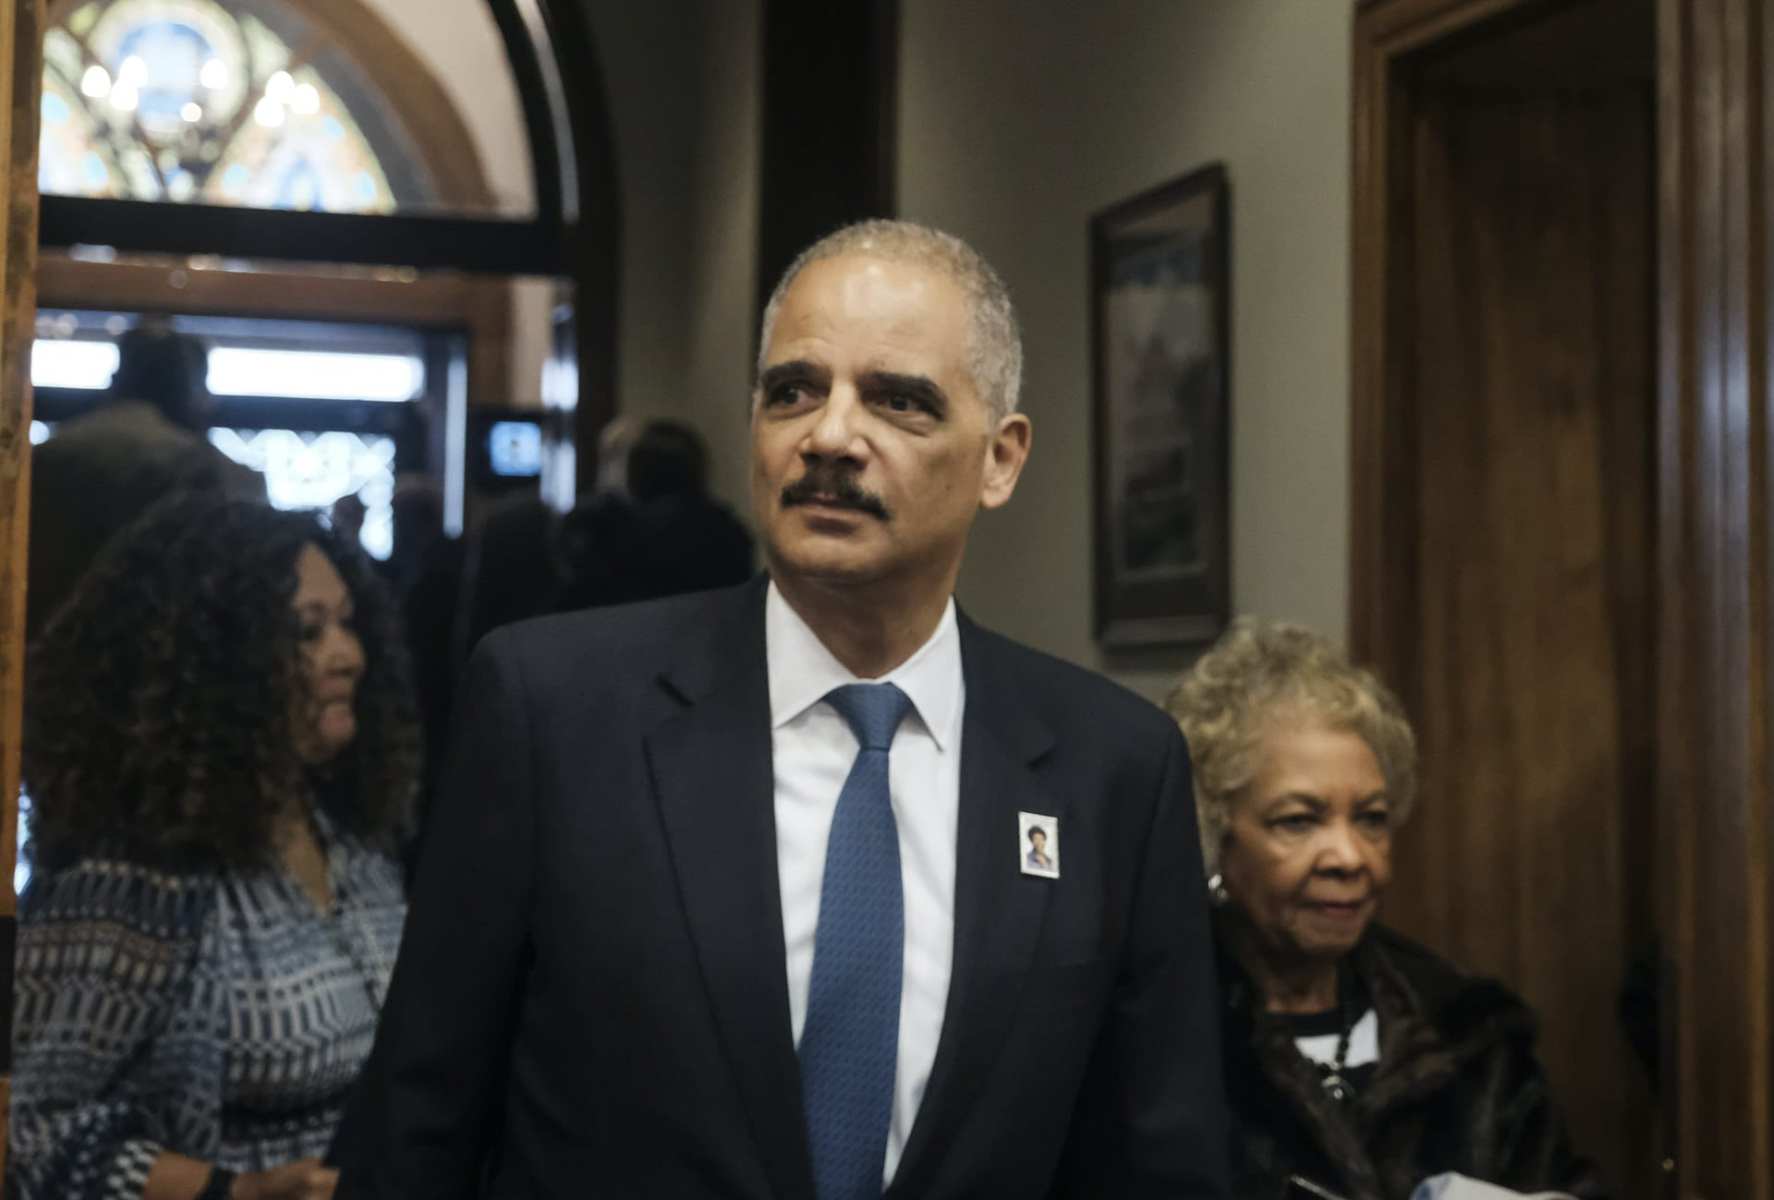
[825,682,912,752]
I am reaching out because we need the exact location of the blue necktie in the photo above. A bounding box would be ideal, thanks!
[799,682,913,1200]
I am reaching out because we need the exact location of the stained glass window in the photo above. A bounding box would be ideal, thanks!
[39,0,403,212]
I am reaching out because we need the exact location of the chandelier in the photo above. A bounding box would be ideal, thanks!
[44,0,394,211]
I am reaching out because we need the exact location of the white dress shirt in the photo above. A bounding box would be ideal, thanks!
[766,582,963,1186]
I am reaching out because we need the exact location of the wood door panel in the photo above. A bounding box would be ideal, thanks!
[1396,86,1656,1193]
[1655,0,1774,1191]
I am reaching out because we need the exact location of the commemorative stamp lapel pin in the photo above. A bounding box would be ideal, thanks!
[1018,811,1059,879]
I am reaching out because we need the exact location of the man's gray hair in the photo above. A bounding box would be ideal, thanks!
[755,219,1024,422]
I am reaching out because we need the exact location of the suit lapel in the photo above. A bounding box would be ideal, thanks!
[644,580,815,1200]
[888,617,1062,1197]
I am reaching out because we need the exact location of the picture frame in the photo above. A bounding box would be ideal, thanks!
[1089,162,1231,648]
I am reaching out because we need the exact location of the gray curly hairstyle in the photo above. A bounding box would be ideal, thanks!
[1164,617,1418,876]
[755,219,1024,423]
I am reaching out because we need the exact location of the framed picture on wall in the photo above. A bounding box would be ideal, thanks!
[1089,162,1231,647]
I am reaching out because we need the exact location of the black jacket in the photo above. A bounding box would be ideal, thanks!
[1218,920,1607,1200]
[333,579,1229,1198]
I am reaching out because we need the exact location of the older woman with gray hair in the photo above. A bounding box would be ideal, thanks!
[1168,619,1604,1200]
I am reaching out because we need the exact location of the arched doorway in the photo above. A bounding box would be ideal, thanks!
[30,0,617,537]
[31,0,525,562]
[0,0,619,1158]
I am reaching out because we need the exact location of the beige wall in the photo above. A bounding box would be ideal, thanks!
[356,0,534,215]
[899,0,1354,700]
[657,1,1356,691]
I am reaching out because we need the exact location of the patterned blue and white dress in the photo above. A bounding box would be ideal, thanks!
[8,813,406,1199]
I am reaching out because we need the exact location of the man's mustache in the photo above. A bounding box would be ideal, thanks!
[780,463,891,521]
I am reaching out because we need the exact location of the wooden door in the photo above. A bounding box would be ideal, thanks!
[1354,2,1661,1191]
[1402,77,1658,1194]
[1354,0,1774,1196]
[0,0,42,1170]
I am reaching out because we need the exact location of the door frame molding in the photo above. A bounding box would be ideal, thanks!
[1652,1,1771,1195]
[0,0,43,1172]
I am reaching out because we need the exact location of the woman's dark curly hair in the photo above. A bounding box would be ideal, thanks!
[23,493,422,872]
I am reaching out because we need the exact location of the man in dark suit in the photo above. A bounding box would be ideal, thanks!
[333,220,1228,1199]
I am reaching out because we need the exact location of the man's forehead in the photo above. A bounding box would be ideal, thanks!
[765,255,968,362]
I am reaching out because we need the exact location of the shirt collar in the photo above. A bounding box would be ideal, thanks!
[765,579,962,752]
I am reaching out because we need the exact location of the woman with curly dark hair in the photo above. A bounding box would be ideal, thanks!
[10,494,421,1200]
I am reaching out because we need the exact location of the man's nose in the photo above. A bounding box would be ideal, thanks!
[803,386,865,458]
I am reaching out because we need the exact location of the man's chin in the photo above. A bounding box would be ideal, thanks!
[766,535,893,587]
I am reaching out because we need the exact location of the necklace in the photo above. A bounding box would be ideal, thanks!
[1318,1030,1356,1102]
[1317,968,1358,1103]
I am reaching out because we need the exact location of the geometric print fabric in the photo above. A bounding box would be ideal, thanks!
[8,811,405,1198]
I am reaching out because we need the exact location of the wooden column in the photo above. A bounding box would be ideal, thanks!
[0,0,42,1170]
[1656,0,1773,1195]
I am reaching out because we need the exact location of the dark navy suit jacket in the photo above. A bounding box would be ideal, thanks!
[333,578,1229,1198]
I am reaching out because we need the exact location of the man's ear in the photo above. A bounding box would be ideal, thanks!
[980,413,1032,510]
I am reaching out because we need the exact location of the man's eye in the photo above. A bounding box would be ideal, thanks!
[768,382,812,407]
[879,392,926,414]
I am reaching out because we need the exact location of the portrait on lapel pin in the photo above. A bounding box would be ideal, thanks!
[1019,812,1059,878]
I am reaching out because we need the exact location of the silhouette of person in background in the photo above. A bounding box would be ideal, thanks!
[384,476,446,596]
[331,493,368,552]
[624,418,755,596]
[26,318,263,639]
[460,495,564,652]
[555,418,754,611]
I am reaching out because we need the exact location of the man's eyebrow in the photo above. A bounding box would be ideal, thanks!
[757,360,830,392]
[857,370,948,413]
